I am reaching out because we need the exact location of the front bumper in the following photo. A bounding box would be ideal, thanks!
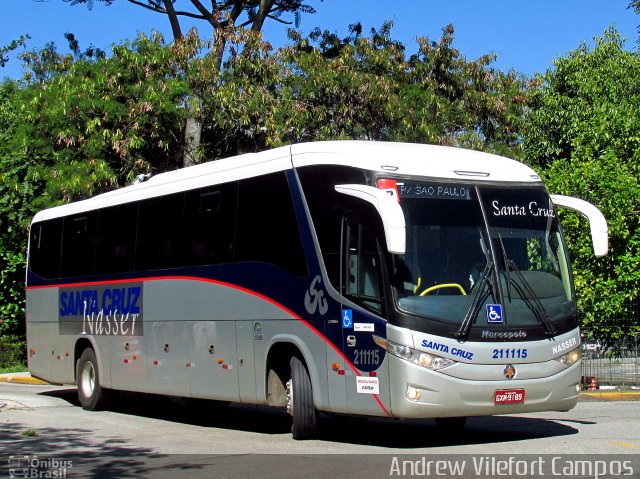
[388,355,581,419]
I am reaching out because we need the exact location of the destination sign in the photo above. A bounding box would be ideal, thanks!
[398,183,472,200]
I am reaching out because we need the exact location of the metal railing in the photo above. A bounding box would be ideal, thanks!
[580,298,640,389]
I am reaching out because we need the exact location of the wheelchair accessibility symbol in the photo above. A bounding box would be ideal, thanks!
[342,309,353,329]
[487,304,503,324]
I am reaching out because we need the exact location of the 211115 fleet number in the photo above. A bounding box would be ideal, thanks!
[353,349,380,365]
[492,348,528,359]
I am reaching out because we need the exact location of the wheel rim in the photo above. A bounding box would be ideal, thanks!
[80,362,95,398]
[286,378,294,416]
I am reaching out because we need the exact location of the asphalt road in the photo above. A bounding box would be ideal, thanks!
[1,382,639,478]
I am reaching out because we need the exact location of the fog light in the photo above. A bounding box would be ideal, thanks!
[406,386,421,402]
[576,383,582,394]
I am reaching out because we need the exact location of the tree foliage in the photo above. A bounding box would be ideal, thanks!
[0,80,31,334]
[0,33,191,334]
[522,28,640,339]
[62,0,321,167]
[273,23,533,155]
[0,35,30,68]
[183,22,532,157]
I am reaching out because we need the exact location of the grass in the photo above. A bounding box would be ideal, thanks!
[21,428,38,437]
[0,363,28,374]
[0,335,28,374]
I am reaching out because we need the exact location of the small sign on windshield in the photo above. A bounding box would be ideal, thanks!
[487,304,503,324]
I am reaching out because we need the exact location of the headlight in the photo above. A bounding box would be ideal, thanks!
[374,336,455,371]
[555,347,581,367]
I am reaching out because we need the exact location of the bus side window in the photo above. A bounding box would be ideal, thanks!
[343,219,383,314]
[137,193,184,271]
[29,219,63,279]
[182,183,236,267]
[296,165,368,288]
[96,203,138,275]
[235,172,307,276]
[60,213,98,278]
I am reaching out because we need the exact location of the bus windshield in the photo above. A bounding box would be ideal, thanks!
[392,181,575,334]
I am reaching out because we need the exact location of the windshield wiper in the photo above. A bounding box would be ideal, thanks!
[456,261,493,340]
[497,236,557,337]
[497,235,513,301]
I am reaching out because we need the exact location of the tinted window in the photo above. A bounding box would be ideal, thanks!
[345,220,383,313]
[235,172,307,276]
[297,165,367,287]
[182,183,237,267]
[61,212,98,278]
[96,203,138,275]
[29,219,63,279]
[137,193,184,270]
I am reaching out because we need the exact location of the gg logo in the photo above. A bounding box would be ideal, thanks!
[304,275,328,316]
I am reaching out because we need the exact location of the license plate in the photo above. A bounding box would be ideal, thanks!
[494,389,525,405]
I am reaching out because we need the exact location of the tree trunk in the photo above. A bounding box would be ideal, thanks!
[183,107,202,167]
[162,0,183,40]
[251,0,276,32]
[178,0,275,167]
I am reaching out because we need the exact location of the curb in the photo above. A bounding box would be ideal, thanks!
[580,391,640,401]
[0,373,49,385]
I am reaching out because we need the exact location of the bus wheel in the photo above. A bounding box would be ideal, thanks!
[287,356,318,440]
[435,417,466,430]
[76,348,107,411]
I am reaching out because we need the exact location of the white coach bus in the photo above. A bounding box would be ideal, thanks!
[26,141,608,439]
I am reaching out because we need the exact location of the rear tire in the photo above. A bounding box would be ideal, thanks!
[288,356,318,440]
[76,348,107,411]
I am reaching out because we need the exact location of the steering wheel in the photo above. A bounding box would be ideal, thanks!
[419,283,467,296]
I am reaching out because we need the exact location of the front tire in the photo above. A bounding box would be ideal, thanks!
[287,356,318,440]
[76,348,107,411]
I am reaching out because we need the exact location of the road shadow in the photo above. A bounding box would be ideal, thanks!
[317,413,580,448]
[0,419,214,478]
[38,387,582,449]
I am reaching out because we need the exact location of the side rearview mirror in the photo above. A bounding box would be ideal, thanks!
[551,194,609,257]
[335,184,406,254]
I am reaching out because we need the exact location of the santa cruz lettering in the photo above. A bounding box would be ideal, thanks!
[491,200,555,218]
[421,339,474,361]
[58,283,143,336]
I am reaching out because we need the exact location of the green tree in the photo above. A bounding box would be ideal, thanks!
[521,28,640,340]
[0,33,193,334]
[0,80,31,335]
[61,0,321,166]
[273,23,533,156]
[16,33,192,195]
[0,35,30,68]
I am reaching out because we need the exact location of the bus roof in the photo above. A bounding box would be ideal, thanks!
[32,141,542,222]
[290,141,540,182]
